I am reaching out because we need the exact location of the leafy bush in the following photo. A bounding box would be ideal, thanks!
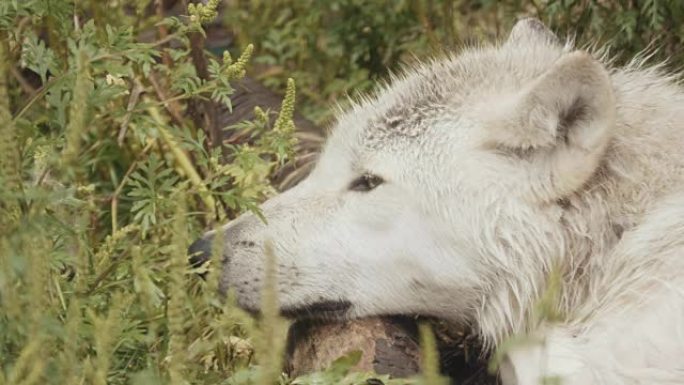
[226,0,684,125]
[0,1,298,384]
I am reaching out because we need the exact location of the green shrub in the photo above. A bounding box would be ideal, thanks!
[226,0,684,125]
[0,1,294,384]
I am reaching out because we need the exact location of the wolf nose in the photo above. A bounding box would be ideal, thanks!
[188,234,214,269]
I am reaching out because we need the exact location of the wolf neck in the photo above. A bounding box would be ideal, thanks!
[471,197,626,349]
[474,66,684,349]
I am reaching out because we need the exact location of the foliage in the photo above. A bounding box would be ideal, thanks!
[0,1,296,384]
[226,0,684,125]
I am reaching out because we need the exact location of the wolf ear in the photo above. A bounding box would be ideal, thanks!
[506,17,560,47]
[483,51,616,202]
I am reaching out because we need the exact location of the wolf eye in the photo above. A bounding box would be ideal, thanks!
[349,174,384,192]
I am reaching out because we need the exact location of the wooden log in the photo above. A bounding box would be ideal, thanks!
[286,317,498,385]
[286,317,421,378]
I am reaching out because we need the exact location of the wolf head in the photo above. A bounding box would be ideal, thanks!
[190,18,616,342]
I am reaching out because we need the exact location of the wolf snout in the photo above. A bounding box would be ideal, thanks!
[187,226,255,271]
[187,233,215,270]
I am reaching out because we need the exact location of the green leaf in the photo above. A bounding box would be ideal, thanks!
[20,32,59,83]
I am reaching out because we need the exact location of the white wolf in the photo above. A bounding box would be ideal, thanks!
[190,18,684,385]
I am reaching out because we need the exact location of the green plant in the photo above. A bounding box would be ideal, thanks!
[226,0,684,125]
[0,1,296,384]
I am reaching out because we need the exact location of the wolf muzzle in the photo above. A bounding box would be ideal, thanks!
[188,234,215,271]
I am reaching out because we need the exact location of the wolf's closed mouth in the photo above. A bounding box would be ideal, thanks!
[280,300,352,320]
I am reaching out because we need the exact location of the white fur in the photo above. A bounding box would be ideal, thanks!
[204,18,684,384]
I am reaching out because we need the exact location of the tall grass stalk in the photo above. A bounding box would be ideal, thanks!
[419,322,447,385]
[256,240,288,385]
[62,48,90,170]
[168,196,190,385]
[0,39,21,229]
